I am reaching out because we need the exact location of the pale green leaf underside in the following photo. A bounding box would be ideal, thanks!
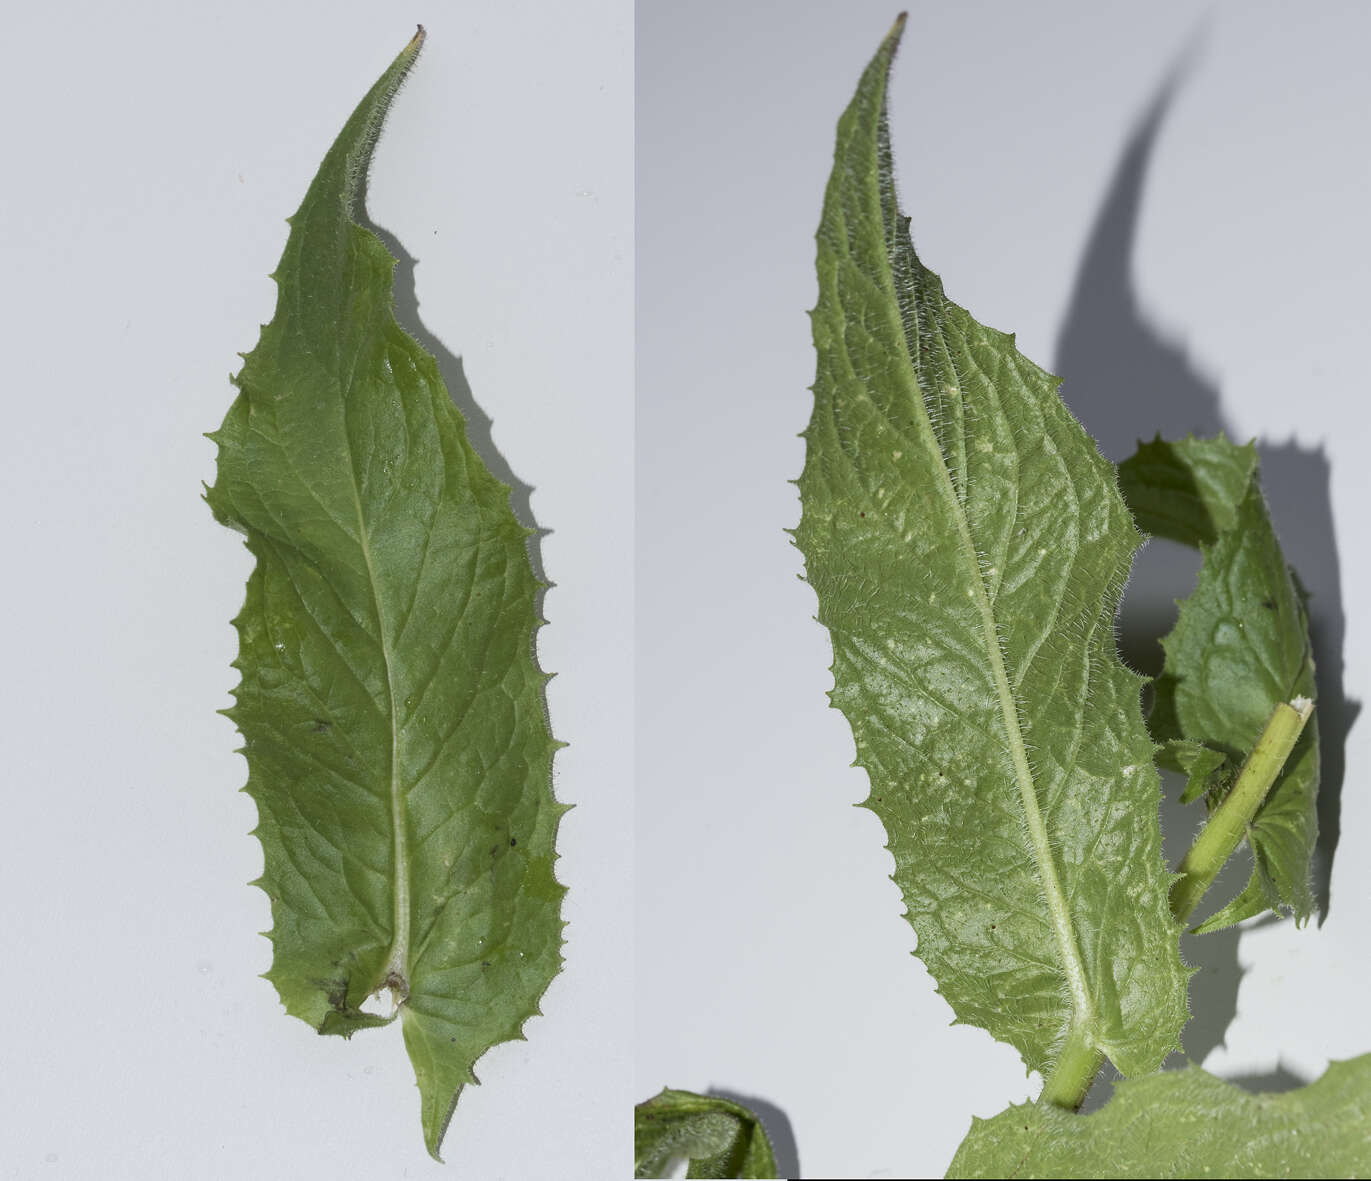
[947,1055,1371,1178]
[795,18,1188,1080]
[206,32,564,1159]
[634,1090,779,1180]
[1121,436,1317,931]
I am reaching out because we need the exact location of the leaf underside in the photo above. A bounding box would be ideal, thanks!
[1121,436,1318,931]
[634,1090,779,1180]
[795,17,1188,1080]
[206,32,564,1159]
[947,1054,1371,1178]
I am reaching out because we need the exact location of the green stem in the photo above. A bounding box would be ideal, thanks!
[1170,697,1314,925]
[1040,1024,1103,1111]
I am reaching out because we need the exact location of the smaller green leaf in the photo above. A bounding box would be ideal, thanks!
[634,1090,779,1180]
[1121,437,1318,930]
[947,1055,1371,1179]
[1157,739,1231,805]
[1117,434,1258,547]
[1188,850,1282,935]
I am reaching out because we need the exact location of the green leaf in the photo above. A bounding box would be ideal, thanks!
[947,1055,1371,1178]
[794,17,1188,1086]
[1117,433,1258,547]
[634,1090,779,1180]
[206,30,565,1159]
[1121,437,1318,930]
[1157,739,1231,805]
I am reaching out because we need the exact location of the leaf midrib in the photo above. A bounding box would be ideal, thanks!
[868,140,1095,1040]
[347,472,410,990]
[936,427,1093,1028]
[316,248,410,994]
[280,216,413,999]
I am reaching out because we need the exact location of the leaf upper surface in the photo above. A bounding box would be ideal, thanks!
[1121,436,1318,930]
[947,1055,1371,1178]
[634,1090,779,1180]
[206,32,564,1158]
[794,18,1188,1079]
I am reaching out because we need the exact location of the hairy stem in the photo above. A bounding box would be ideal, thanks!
[1040,1024,1102,1111]
[1170,697,1314,925]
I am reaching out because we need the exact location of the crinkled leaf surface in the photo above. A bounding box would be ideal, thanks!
[947,1054,1371,1178]
[206,31,564,1158]
[634,1090,779,1180]
[1120,436,1318,931]
[794,17,1188,1081]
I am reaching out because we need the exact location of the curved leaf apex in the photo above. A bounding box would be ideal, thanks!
[310,30,425,221]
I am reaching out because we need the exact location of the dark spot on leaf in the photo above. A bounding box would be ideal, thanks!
[859,511,866,517]
[481,960,491,968]
[509,837,517,847]
[310,719,331,733]
[1261,598,1276,610]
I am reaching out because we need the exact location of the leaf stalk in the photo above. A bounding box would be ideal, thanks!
[1169,697,1314,926]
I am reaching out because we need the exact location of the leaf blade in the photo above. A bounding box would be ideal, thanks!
[947,1055,1371,1178]
[207,31,564,1158]
[795,19,1188,1079]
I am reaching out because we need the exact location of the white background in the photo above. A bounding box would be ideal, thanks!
[637,2,1371,1177]
[0,2,631,1178]
[6,3,1371,1179]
